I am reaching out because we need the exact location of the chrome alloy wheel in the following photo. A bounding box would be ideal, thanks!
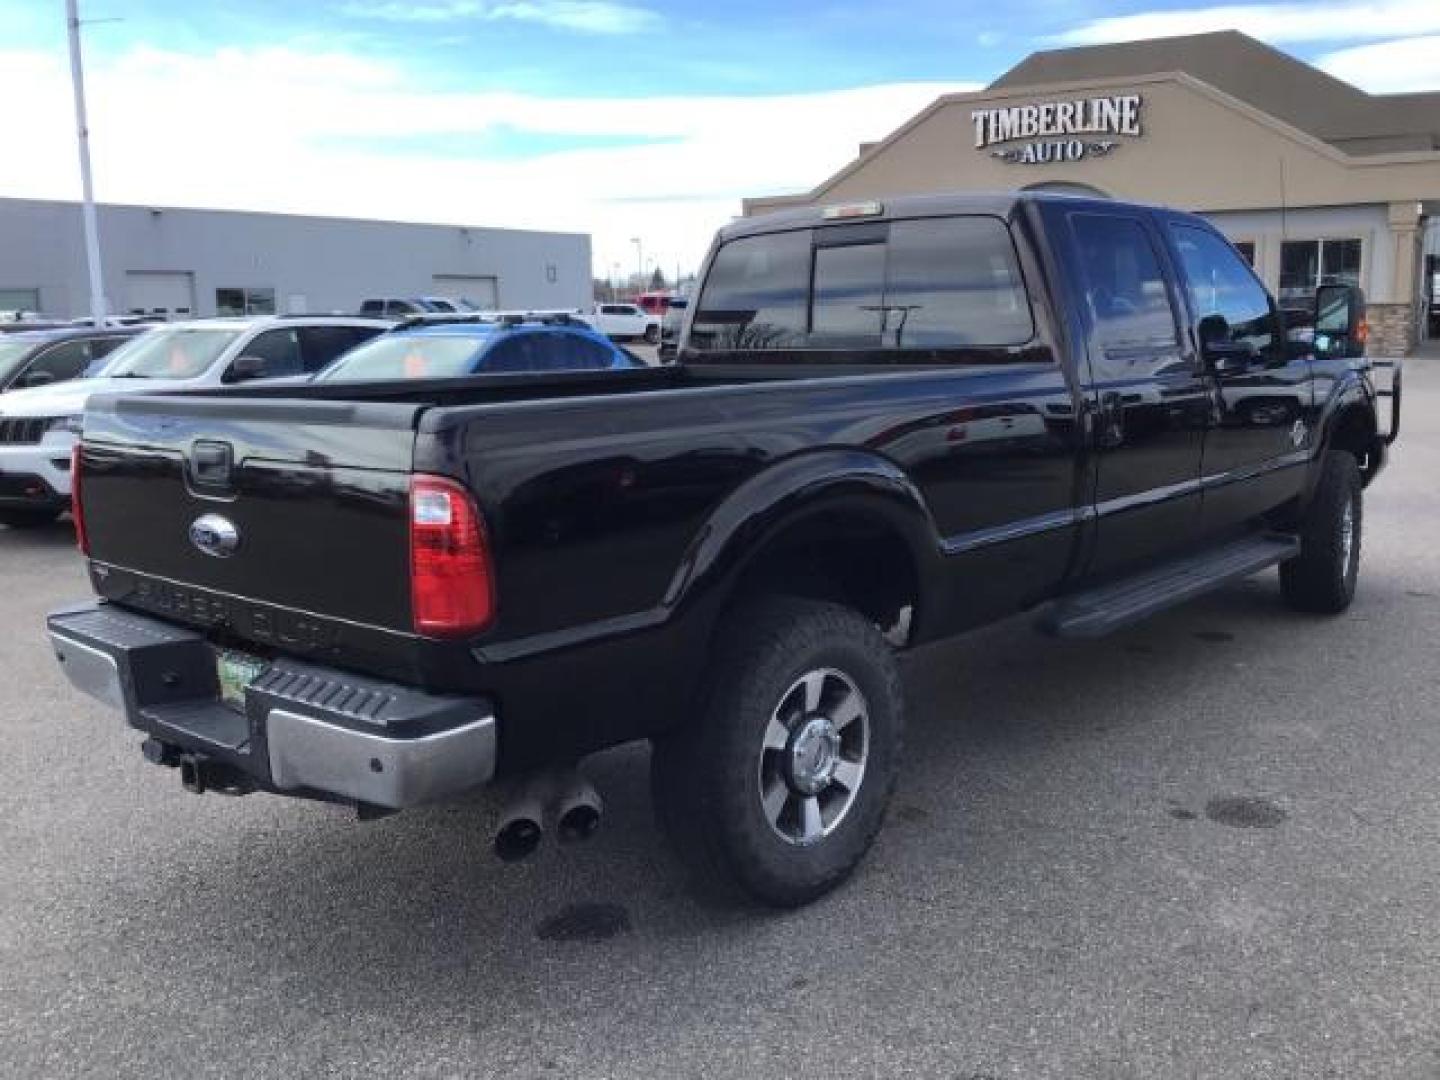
[757,668,870,846]
[1339,494,1356,572]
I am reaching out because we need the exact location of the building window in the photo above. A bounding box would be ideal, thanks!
[1232,241,1256,266]
[1279,239,1361,308]
[216,287,277,317]
[0,288,41,314]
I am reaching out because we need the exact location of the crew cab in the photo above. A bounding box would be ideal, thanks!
[48,193,1399,907]
[0,316,387,525]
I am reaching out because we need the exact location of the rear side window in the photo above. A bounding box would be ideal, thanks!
[1069,214,1180,364]
[690,229,810,351]
[298,325,385,372]
[691,216,1033,356]
[482,331,618,373]
[89,336,130,361]
[235,328,303,379]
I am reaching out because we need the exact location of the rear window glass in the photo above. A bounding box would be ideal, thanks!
[811,243,886,346]
[317,334,483,381]
[689,215,1033,356]
[689,229,810,351]
[885,218,1032,347]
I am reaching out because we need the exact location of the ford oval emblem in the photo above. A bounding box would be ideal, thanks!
[189,513,240,558]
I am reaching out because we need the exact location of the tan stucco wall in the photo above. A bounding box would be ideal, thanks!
[745,74,1440,218]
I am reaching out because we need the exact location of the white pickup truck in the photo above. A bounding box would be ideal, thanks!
[590,303,659,343]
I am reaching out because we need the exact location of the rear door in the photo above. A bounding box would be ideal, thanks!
[1059,208,1210,577]
[78,394,424,639]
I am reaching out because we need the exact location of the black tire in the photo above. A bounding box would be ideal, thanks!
[651,596,904,908]
[1280,450,1362,614]
[0,507,61,529]
[643,324,660,344]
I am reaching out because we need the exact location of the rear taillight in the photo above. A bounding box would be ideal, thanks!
[71,442,89,556]
[409,474,493,637]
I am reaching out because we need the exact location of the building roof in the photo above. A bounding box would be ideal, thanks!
[990,31,1440,155]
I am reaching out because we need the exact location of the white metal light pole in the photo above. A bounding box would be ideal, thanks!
[65,0,108,324]
[630,237,643,290]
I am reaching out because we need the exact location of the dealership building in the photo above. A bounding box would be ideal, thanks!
[746,32,1440,356]
[0,198,591,320]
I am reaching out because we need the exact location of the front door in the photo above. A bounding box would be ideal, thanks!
[1163,221,1313,532]
[1064,209,1211,578]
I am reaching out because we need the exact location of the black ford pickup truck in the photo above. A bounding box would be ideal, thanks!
[49,193,1400,907]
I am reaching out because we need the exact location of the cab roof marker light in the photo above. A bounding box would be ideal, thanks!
[822,201,883,220]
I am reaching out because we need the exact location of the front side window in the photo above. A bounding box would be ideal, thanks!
[690,230,811,352]
[1171,225,1276,358]
[105,327,242,379]
[25,339,94,385]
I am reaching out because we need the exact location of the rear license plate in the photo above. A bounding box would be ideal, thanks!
[215,648,269,710]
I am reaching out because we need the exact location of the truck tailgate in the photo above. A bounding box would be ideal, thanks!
[78,393,425,635]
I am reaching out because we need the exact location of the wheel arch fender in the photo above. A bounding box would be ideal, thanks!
[1309,372,1380,496]
[663,449,946,639]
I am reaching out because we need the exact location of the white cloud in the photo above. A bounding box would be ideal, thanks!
[0,45,967,279]
[1056,0,1440,45]
[337,0,661,34]
[1317,35,1440,92]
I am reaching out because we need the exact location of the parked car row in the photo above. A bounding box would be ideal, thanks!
[0,311,644,526]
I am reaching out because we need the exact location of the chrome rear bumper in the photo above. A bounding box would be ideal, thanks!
[48,602,497,809]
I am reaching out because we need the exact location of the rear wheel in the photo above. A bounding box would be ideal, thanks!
[651,596,903,907]
[1280,450,1362,613]
[0,507,61,529]
[643,324,660,344]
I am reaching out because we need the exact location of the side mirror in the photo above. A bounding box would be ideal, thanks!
[18,369,55,388]
[1314,284,1367,358]
[1198,314,1255,375]
[229,355,269,381]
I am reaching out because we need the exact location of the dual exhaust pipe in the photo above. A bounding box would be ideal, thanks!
[494,767,602,862]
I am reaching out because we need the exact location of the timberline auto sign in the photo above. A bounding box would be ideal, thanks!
[972,95,1143,164]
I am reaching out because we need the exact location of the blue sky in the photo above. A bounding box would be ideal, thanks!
[3,0,1438,276]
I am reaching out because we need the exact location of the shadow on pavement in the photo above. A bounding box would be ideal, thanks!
[48,574,1331,1017]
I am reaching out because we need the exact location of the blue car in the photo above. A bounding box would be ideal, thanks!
[315,318,643,382]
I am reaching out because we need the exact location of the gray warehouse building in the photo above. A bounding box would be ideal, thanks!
[0,197,591,320]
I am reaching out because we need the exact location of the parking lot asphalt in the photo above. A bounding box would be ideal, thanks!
[2,360,1437,1080]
